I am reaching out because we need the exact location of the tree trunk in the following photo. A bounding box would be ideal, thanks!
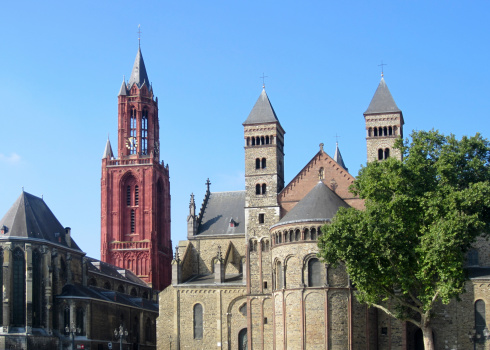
[421,323,434,350]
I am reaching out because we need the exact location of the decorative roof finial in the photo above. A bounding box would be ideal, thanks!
[378,60,387,77]
[319,143,324,152]
[260,73,268,89]
[205,178,211,193]
[137,24,142,48]
[335,133,340,146]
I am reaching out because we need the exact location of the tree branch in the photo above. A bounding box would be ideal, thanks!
[370,303,421,328]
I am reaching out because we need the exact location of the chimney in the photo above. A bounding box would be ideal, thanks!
[65,227,71,247]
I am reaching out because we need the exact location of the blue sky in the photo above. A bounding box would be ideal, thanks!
[1,1,489,260]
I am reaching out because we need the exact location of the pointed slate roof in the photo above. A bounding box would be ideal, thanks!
[0,192,81,250]
[333,143,348,172]
[196,191,246,236]
[276,182,350,226]
[102,138,114,159]
[364,77,401,115]
[243,89,279,125]
[118,78,128,96]
[128,47,150,89]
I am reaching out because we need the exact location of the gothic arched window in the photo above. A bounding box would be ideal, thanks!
[130,108,137,155]
[13,248,26,326]
[193,304,203,339]
[142,109,148,155]
[76,307,85,335]
[32,249,42,327]
[134,185,139,206]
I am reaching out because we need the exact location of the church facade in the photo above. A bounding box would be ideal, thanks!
[157,77,490,350]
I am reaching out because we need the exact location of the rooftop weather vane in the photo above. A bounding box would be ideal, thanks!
[335,133,341,145]
[378,61,387,77]
[260,73,268,88]
[138,24,142,47]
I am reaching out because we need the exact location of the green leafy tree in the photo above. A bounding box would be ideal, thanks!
[318,130,490,350]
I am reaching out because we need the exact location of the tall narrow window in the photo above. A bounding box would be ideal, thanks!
[0,249,3,325]
[135,186,139,206]
[193,304,203,339]
[308,258,323,287]
[76,307,85,335]
[238,328,248,350]
[142,109,148,155]
[12,248,25,326]
[475,300,486,338]
[378,149,384,160]
[130,108,137,155]
[127,185,131,206]
[64,307,70,334]
[258,213,265,224]
[131,209,135,233]
[384,148,390,159]
[262,184,267,195]
[32,249,42,327]
[261,158,266,168]
[256,158,260,169]
[277,262,284,289]
[256,184,261,195]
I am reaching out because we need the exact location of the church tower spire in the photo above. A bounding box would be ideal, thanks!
[101,46,171,291]
[364,77,404,162]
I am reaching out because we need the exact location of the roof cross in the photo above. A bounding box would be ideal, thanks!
[378,61,387,77]
[334,133,341,145]
[260,73,268,88]
[138,24,142,48]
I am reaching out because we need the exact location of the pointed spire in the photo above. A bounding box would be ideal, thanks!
[243,88,279,125]
[364,77,400,115]
[118,76,128,96]
[333,142,348,172]
[103,137,114,159]
[128,47,150,89]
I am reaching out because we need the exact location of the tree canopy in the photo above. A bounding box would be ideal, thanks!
[318,130,490,349]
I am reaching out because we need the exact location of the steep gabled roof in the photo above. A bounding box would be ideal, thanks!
[0,192,81,251]
[364,77,401,115]
[243,89,279,125]
[276,181,350,226]
[196,191,245,236]
[333,142,348,172]
[102,138,114,159]
[128,47,150,89]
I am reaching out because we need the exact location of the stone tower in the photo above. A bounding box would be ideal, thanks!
[100,46,172,291]
[364,76,404,162]
[243,88,285,348]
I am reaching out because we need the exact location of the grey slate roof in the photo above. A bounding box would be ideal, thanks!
[197,191,245,236]
[364,77,401,115]
[58,284,158,312]
[118,78,128,96]
[86,257,148,286]
[276,181,350,226]
[0,192,81,251]
[128,47,150,89]
[243,89,279,125]
[333,143,348,172]
[102,138,114,159]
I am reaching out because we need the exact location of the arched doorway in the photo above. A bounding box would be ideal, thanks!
[238,328,248,350]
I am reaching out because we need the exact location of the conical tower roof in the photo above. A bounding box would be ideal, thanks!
[276,182,350,226]
[333,142,348,172]
[102,138,114,159]
[0,192,81,250]
[243,89,279,125]
[364,77,400,115]
[118,78,128,96]
[128,47,150,89]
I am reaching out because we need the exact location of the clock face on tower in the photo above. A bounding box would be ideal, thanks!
[126,136,138,151]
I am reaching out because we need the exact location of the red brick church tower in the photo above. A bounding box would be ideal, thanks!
[101,45,171,290]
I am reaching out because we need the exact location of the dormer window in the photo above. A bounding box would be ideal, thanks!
[229,219,237,228]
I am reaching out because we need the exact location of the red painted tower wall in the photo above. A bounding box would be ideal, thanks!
[101,48,172,290]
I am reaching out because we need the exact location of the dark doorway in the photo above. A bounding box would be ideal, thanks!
[414,328,436,350]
